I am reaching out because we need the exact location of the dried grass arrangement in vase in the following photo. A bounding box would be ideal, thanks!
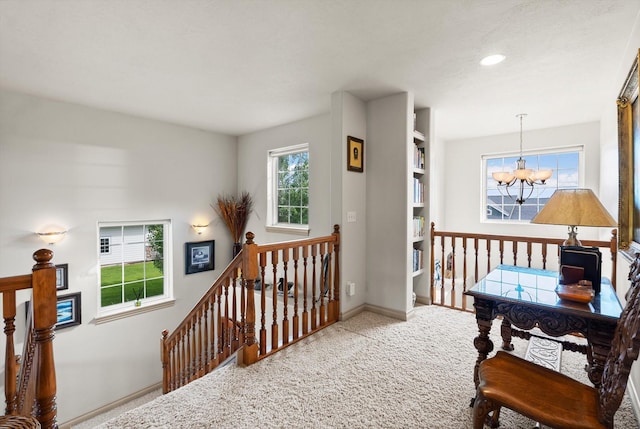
[213,191,254,257]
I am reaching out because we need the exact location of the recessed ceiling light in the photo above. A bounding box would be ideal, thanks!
[480,54,506,66]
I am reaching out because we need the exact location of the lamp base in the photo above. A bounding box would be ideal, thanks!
[562,225,581,247]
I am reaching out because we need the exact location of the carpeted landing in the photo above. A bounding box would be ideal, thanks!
[95,306,638,428]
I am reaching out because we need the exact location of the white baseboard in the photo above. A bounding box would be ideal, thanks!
[627,376,640,424]
[59,382,162,429]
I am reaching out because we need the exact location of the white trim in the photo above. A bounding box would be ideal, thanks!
[94,298,175,324]
[266,143,310,231]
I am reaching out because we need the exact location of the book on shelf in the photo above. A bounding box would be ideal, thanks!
[413,248,424,272]
[413,216,425,238]
[413,179,424,204]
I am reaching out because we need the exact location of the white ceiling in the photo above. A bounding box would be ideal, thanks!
[1,0,638,140]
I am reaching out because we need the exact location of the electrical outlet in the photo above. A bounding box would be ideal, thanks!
[347,211,356,223]
[347,281,355,296]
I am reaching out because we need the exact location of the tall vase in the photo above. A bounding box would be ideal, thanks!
[233,242,242,258]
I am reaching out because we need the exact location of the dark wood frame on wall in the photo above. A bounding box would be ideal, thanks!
[617,49,640,259]
[185,240,215,274]
[347,135,364,172]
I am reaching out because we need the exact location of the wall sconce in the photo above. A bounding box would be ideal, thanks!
[36,228,67,245]
[191,224,209,235]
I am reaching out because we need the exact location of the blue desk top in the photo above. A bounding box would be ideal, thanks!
[466,265,622,320]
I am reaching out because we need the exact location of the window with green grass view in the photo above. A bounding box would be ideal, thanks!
[268,143,309,229]
[99,221,171,309]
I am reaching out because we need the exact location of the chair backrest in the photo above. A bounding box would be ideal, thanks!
[598,252,640,425]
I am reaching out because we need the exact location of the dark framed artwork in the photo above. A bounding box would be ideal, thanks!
[55,292,81,329]
[185,240,215,274]
[617,49,640,259]
[347,135,364,172]
[55,263,68,291]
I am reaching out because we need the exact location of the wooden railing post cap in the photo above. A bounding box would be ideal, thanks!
[161,329,168,339]
[333,224,340,234]
[32,248,54,269]
[245,232,255,244]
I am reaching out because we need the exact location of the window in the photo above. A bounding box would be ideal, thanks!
[99,237,111,254]
[267,143,310,234]
[483,147,582,222]
[97,220,172,316]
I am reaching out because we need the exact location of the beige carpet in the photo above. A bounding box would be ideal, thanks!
[95,306,638,428]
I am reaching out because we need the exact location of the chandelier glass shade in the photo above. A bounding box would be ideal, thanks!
[492,114,553,204]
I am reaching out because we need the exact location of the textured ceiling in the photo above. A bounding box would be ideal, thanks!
[0,0,638,140]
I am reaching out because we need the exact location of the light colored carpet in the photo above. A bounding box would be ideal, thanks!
[95,306,638,428]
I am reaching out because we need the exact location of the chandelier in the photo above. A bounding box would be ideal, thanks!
[492,114,553,205]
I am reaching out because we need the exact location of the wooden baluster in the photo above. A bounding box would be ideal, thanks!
[259,252,267,355]
[302,245,309,335]
[311,245,318,330]
[512,240,518,266]
[271,249,279,351]
[541,242,548,270]
[462,238,468,310]
[223,279,230,357]
[430,222,436,303]
[282,247,290,345]
[319,242,327,326]
[292,246,300,340]
[195,308,202,377]
[4,290,17,415]
[450,237,456,309]
[526,242,532,267]
[170,339,176,391]
[202,299,209,372]
[486,239,492,273]
[474,238,479,284]
[179,329,186,388]
[328,238,338,322]
[499,240,504,265]
[610,229,618,290]
[216,289,223,357]
[189,320,196,380]
[161,330,169,393]
[231,275,239,349]
[440,235,446,305]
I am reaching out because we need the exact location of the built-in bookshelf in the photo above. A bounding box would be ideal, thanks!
[411,109,429,305]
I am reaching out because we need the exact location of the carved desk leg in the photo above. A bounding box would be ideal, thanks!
[500,318,514,351]
[586,320,617,387]
[471,299,495,407]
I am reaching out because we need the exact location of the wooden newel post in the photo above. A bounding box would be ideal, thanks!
[238,232,259,367]
[161,330,169,394]
[330,225,340,322]
[31,249,57,429]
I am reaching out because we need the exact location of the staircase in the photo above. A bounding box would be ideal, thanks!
[161,225,340,393]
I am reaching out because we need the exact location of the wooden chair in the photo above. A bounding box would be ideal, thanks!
[472,252,640,429]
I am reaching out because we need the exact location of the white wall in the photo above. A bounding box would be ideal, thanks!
[236,113,332,244]
[442,121,604,241]
[330,91,367,317]
[599,10,640,415]
[0,89,238,423]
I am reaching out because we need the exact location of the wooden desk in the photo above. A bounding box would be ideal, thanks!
[465,265,622,389]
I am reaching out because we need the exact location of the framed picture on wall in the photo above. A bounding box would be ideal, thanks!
[56,292,81,329]
[617,49,640,258]
[55,263,68,291]
[347,135,364,172]
[185,240,215,274]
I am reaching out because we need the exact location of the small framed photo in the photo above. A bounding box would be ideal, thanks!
[347,135,364,172]
[55,292,81,330]
[55,264,68,291]
[185,240,215,275]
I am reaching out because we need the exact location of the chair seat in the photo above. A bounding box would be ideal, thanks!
[477,351,605,429]
[0,415,41,429]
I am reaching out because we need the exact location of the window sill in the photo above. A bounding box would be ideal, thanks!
[94,298,175,325]
[265,225,310,236]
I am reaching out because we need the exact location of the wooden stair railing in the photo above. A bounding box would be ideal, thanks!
[430,222,617,312]
[161,225,340,393]
[0,249,58,429]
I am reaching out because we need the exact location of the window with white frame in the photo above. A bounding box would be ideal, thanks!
[98,220,172,313]
[484,147,582,221]
[267,144,310,234]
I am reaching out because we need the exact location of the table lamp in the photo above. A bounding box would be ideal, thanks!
[530,189,617,246]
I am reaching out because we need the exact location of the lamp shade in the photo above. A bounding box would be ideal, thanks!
[530,189,617,227]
